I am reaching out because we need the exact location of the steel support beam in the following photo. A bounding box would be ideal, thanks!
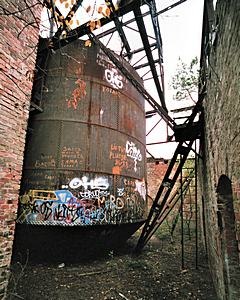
[51,0,151,49]
[54,0,84,39]
[122,43,157,58]
[149,0,163,61]
[106,0,132,59]
[134,6,167,111]
[48,0,187,50]
[96,0,187,39]
[44,0,66,28]
[134,59,159,70]
[149,0,165,94]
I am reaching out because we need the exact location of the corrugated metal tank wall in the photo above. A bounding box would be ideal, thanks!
[18,40,147,227]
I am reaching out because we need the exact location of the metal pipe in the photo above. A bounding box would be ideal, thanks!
[201,196,208,255]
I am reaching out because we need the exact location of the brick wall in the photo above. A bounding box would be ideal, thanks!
[147,158,196,229]
[0,1,41,298]
[147,158,169,201]
[199,0,240,299]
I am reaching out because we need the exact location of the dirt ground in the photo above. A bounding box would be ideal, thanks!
[7,230,217,300]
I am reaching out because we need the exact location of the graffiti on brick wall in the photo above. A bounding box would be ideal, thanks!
[17,175,146,225]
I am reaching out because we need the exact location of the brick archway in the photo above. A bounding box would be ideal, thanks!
[216,175,240,300]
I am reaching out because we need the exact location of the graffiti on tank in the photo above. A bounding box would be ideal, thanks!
[69,176,109,190]
[60,146,84,168]
[35,155,56,168]
[102,86,119,95]
[18,183,146,225]
[97,52,125,91]
[109,144,126,157]
[123,178,136,188]
[109,144,128,175]
[105,68,123,89]
[126,141,142,172]
[97,51,123,73]
[45,174,55,181]
[135,179,146,199]
[117,188,124,197]
[18,171,146,225]
[78,189,110,200]
[96,51,109,68]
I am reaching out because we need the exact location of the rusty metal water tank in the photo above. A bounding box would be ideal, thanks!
[17,39,147,235]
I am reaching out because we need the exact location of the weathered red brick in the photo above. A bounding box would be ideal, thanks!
[199,0,240,299]
[0,0,41,297]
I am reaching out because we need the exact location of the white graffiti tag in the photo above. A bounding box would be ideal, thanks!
[126,141,142,172]
[105,68,123,89]
[135,180,146,199]
[78,190,110,200]
[69,176,109,190]
[117,188,125,197]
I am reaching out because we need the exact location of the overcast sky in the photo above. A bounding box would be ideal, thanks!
[144,0,204,158]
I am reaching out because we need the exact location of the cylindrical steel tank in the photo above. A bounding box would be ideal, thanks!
[17,40,147,234]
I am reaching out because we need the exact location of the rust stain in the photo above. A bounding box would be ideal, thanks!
[67,79,87,110]
[112,166,121,175]
[124,117,134,132]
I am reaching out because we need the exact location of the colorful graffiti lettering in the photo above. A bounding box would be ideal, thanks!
[109,142,143,174]
[18,174,147,226]
[18,189,144,225]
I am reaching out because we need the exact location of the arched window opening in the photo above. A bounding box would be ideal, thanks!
[216,175,239,300]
